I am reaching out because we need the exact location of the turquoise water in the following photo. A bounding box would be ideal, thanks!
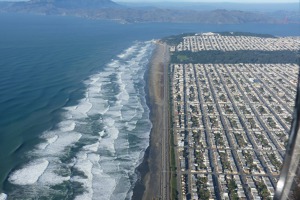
[0,13,298,199]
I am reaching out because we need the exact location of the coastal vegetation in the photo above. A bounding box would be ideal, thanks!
[217,32,276,38]
[170,130,178,200]
[255,180,272,200]
[227,178,239,200]
[170,50,299,64]
[162,32,278,44]
[162,33,196,46]
[196,176,210,199]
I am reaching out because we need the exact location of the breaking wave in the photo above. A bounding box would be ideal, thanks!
[0,193,7,200]
[7,41,155,199]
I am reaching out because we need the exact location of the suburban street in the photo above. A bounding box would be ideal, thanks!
[168,32,299,200]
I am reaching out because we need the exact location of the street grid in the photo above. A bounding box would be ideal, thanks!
[169,33,299,200]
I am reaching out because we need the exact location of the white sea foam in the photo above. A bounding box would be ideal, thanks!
[125,121,137,131]
[88,98,109,115]
[57,120,76,132]
[83,142,100,152]
[73,154,94,198]
[117,85,130,102]
[73,142,102,200]
[99,131,105,137]
[122,107,137,121]
[88,84,102,96]
[46,135,59,144]
[89,76,100,85]
[9,159,49,185]
[38,163,70,185]
[8,41,154,199]
[107,60,120,69]
[63,105,77,112]
[38,135,59,150]
[100,119,119,153]
[117,45,137,59]
[10,131,81,186]
[0,193,7,200]
[90,167,117,200]
[42,132,82,155]
[74,98,93,118]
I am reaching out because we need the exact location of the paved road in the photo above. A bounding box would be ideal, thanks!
[233,65,287,158]
[223,64,278,188]
[161,43,170,200]
[193,64,222,199]
[204,65,252,200]
[181,171,279,177]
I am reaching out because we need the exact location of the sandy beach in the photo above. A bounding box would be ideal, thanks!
[132,41,170,200]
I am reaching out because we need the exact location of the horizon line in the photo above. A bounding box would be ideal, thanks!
[115,1,299,4]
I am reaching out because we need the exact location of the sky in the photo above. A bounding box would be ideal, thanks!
[0,0,298,2]
[115,0,298,2]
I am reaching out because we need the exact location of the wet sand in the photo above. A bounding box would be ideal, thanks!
[132,42,168,200]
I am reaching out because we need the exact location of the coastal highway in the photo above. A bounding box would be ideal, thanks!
[161,42,170,200]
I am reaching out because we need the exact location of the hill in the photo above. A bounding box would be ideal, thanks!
[29,0,120,8]
[0,0,294,24]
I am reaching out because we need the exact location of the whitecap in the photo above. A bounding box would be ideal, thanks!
[9,159,49,185]
[100,121,119,153]
[57,120,76,132]
[63,105,77,112]
[73,99,93,118]
[88,76,100,85]
[104,118,115,127]
[88,84,102,95]
[117,45,138,59]
[107,60,120,68]
[116,82,130,102]
[88,99,109,116]
[73,143,102,200]
[43,132,82,155]
[46,135,59,144]
[38,163,70,185]
[89,168,116,200]
[121,107,137,122]
[7,41,155,199]
[37,135,59,150]
[83,142,100,152]
[0,193,7,200]
[100,105,110,115]
[125,121,137,131]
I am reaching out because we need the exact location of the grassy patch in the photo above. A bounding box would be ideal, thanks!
[171,50,299,64]
[170,140,178,200]
[169,64,178,200]
[177,54,189,62]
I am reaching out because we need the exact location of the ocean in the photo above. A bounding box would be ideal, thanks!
[0,13,299,200]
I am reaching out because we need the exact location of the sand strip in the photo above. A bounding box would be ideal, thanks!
[132,42,169,200]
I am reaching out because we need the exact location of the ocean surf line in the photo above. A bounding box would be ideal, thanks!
[6,41,155,200]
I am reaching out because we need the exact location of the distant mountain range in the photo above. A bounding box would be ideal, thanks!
[29,0,120,8]
[0,0,298,24]
[119,2,299,12]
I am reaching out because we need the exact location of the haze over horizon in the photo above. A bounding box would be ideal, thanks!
[117,0,298,2]
[0,0,298,2]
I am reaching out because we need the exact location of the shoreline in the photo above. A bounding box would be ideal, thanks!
[132,41,169,200]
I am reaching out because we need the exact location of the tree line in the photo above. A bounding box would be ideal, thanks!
[170,50,299,64]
